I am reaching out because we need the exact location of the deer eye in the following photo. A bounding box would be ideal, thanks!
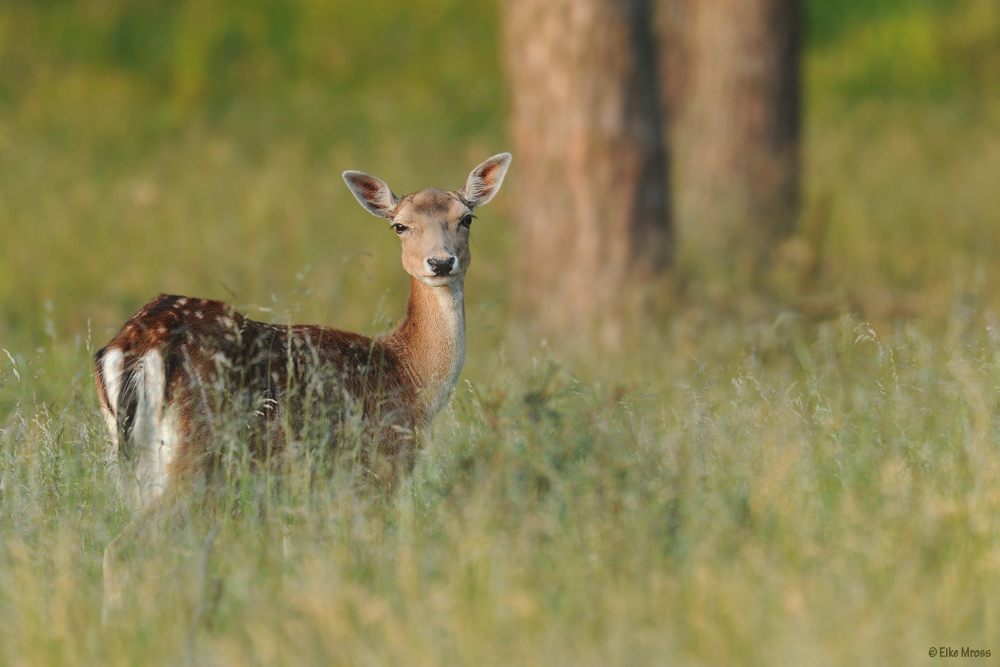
[392,223,408,234]
[460,214,475,229]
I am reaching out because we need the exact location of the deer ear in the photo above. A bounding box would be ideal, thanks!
[343,171,399,219]
[460,153,512,209]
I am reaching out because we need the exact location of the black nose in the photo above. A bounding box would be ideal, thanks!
[427,257,456,276]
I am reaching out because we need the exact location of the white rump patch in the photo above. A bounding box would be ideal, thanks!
[100,348,125,446]
[101,348,125,414]
[129,351,165,465]
[117,350,181,509]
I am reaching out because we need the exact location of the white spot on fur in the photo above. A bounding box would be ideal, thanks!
[177,298,188,306]
[196,311,204,319]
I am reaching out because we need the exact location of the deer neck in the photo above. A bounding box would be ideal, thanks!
[388,275,466,414]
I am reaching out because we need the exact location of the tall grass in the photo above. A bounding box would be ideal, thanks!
[2,0,1000,664]
[4,308,1000,664]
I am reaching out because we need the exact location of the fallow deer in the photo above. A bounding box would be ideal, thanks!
[94,153,511,608]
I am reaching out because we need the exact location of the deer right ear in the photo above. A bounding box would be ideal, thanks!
[343,171,399,219]
[461,153,512,209]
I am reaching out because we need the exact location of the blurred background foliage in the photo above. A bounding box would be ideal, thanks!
[0,0,507,354]
[0,0,502,122]
[0,0,999,358]
[809,0,1000,99]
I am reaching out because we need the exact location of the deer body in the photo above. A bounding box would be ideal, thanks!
[95,155,510,610]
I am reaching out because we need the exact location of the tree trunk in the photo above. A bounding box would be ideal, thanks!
[660,0,802,286]
[503,0,672,352]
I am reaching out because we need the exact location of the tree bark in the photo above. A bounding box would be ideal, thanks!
[503,0,672,352]
[660,0,802,285]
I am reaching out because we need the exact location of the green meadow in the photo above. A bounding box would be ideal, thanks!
[3,1,1000,664]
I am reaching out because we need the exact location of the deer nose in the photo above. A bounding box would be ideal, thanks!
[427,256,456,276]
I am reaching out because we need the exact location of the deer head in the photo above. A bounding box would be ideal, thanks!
[343,153,512,287]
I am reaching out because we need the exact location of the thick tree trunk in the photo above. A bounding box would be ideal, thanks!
[660,0,802,285]
[503,0,672,351]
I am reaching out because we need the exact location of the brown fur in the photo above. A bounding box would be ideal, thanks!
[95,293,424,485]
[95,153,510,502]
[96,154,511,615]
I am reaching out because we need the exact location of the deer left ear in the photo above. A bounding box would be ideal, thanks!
[343,171,399,219]
[460,153,512,209]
